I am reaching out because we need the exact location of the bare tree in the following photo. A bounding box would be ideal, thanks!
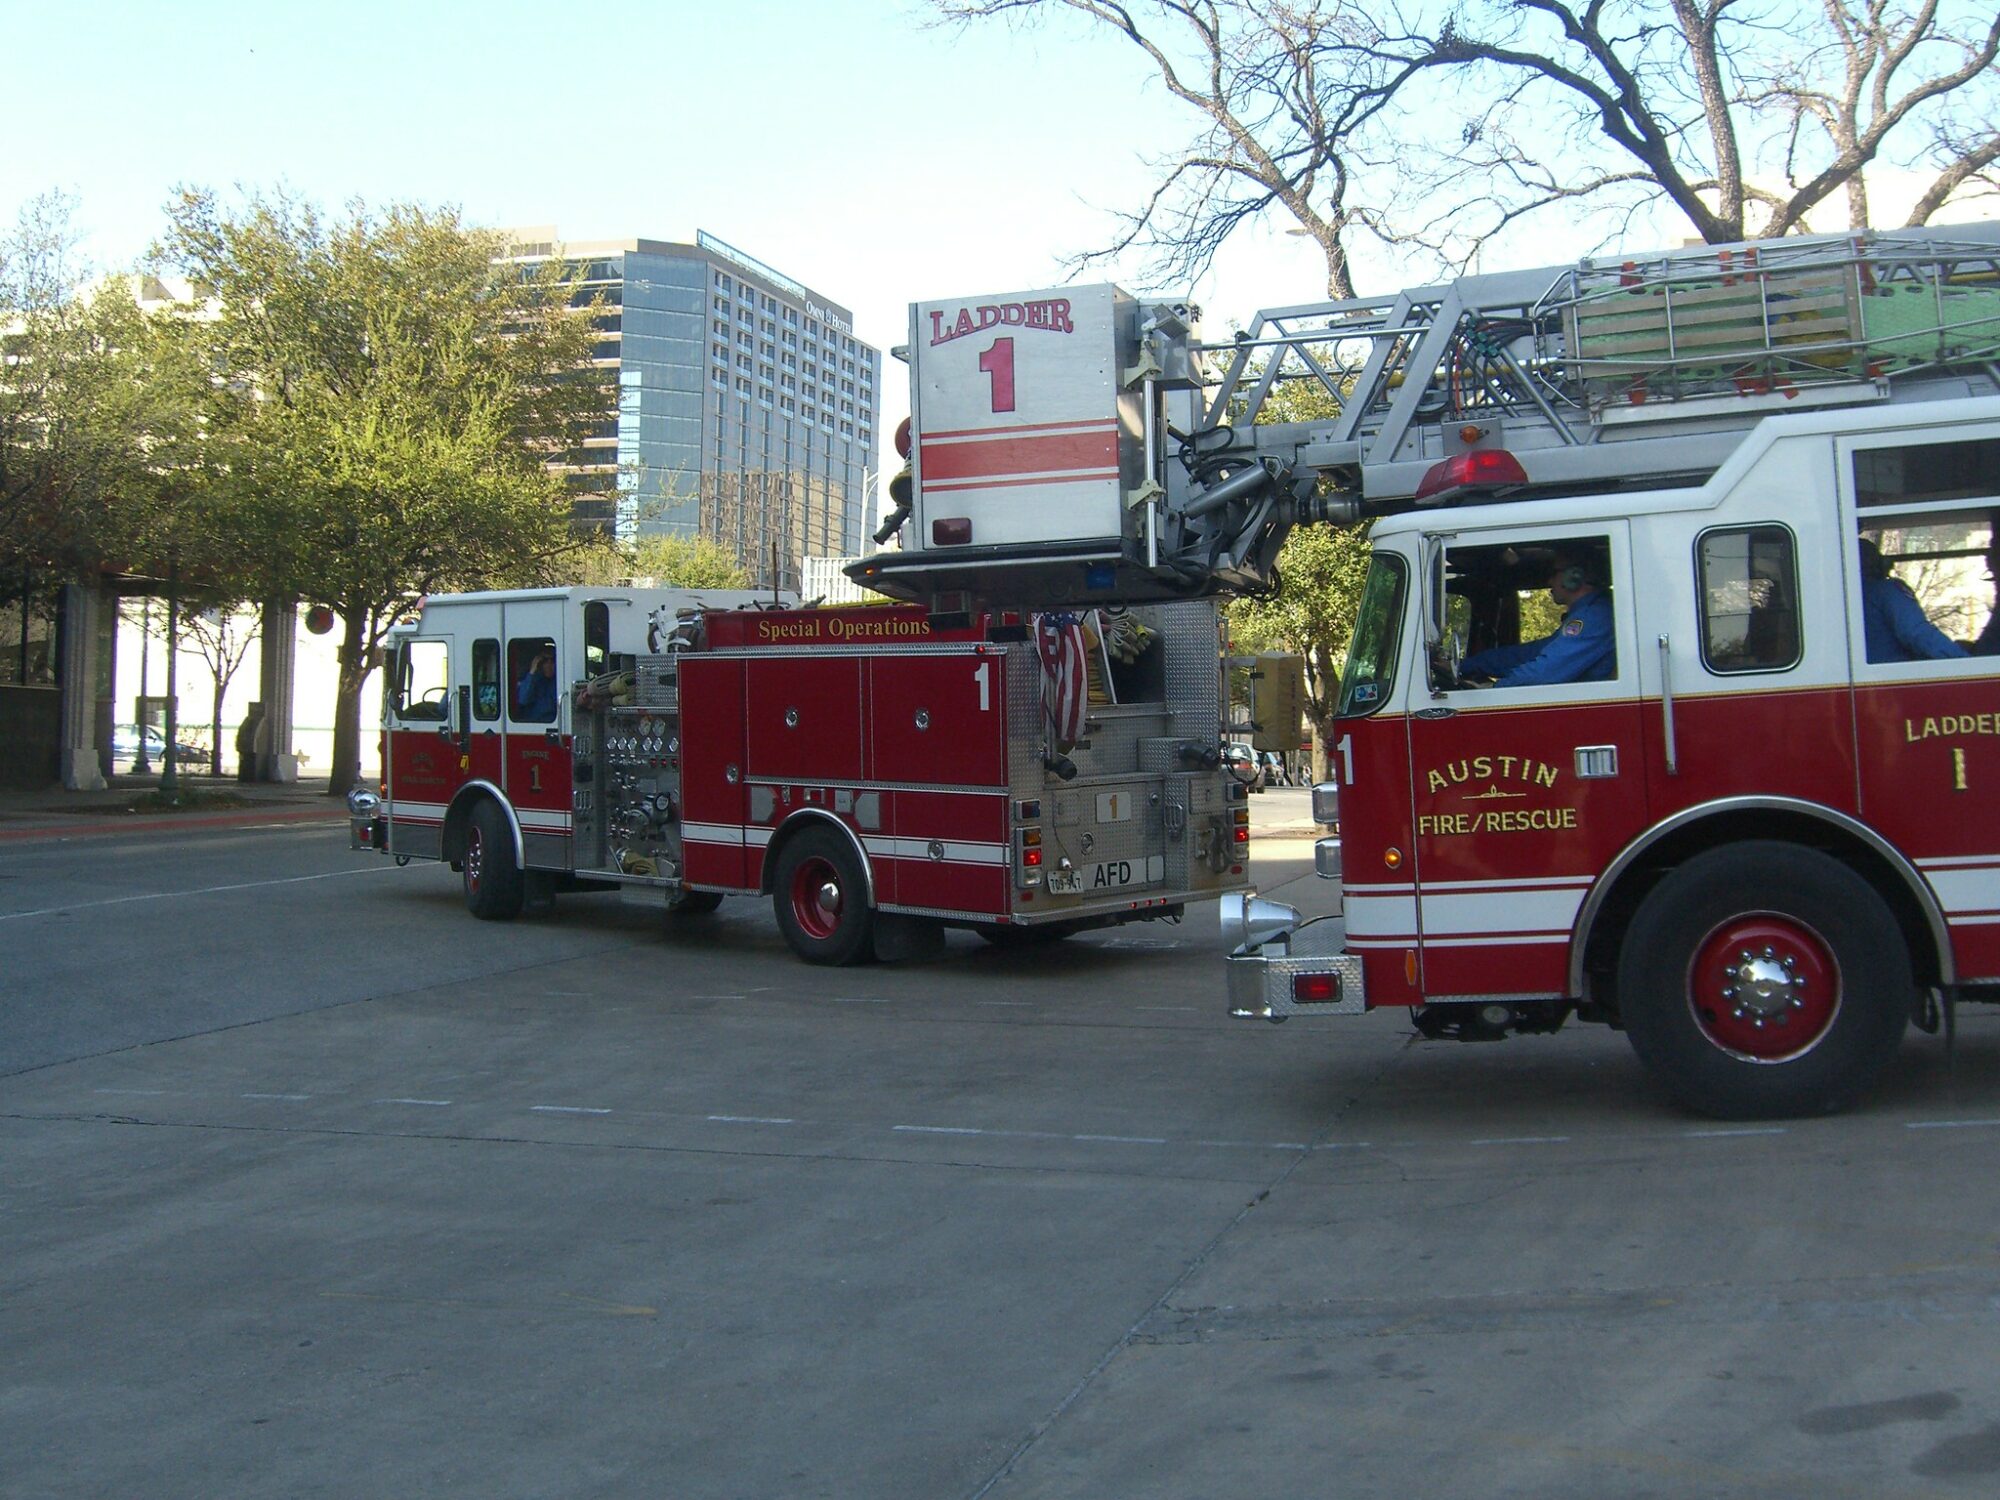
[931,1,2000,294]
[177,605,259,776]
[932,1,1402,297]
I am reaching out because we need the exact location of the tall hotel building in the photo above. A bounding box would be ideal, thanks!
[505,228,881,591]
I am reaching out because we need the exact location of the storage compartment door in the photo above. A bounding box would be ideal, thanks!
[867,651,1007,786]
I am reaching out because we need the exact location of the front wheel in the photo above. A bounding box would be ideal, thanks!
[463,801,524,920]
[1617,841,1911,1119]
[771,825,874,965]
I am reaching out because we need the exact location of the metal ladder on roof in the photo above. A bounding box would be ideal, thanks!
[1195,223,2000,508]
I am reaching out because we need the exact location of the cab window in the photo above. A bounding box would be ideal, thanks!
[1435,535,1617,691]
[508,636,559,723]
[1850,433,1998,668]
[472,639,501,721]
[393,638,450,720]
[1698,526,1800,673]
[1335,555,1407,717]
[584,602,610,678]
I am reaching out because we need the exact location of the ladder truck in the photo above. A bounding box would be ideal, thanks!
[861,223,2000,1117]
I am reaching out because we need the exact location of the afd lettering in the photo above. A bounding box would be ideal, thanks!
[930,298,1074,346]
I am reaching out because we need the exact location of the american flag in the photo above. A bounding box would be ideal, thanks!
[1035,611,1090,750]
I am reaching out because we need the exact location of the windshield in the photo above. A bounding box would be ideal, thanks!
[1336,553,1407,717]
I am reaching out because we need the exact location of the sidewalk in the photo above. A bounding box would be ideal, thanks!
[0,770,348,843]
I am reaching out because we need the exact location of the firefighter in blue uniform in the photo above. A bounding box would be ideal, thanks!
[1973,535,2000,657]
[1462,550,1616,687]
[1858,538,1966,664]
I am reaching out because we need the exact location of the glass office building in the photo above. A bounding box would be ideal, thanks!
[505,228,880,592]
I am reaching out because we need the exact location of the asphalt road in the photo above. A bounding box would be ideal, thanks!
[3,802,1998,1499]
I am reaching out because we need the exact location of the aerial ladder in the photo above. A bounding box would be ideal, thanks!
[855,222,2000,608]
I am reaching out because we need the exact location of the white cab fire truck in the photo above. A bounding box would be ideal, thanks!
[865,225,2000,1117]
[349,583,1251,963]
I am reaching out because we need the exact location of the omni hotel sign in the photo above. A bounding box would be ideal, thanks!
[698,230,853,334]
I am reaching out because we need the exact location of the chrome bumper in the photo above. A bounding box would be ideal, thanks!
[1224,913,1368,1020]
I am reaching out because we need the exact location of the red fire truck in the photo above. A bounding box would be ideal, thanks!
[349,584,1251,963]
[862,226,2000,1117]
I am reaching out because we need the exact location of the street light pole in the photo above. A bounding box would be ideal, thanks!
[133,595,152,775]
[159,554,181,798]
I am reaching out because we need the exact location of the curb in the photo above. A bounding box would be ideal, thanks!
[0,805,345,844]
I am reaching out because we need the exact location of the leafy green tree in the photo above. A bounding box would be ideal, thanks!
[158,189,609,793]
[0,195,152,587]
[624,533,753,588]
[567,531,755,588]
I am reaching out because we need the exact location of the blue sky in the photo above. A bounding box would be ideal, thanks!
[3,0,1337,478]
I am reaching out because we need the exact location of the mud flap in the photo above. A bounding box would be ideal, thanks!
[871,913,947,963]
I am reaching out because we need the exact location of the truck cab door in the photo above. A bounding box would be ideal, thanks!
[1405,524,1650,1000]
[500,599,572,870]
[384,631,462,861]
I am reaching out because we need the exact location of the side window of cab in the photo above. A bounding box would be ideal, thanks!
[1433,535,1619,692]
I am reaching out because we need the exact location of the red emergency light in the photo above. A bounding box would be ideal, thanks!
[1413,447,1528,504]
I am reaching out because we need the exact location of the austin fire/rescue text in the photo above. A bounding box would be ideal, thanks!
[1420,807,1579,836]
[930,299,1075,346]
[1424,756,1561,796]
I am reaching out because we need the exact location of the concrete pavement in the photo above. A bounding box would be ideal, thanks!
[0,770,347,842]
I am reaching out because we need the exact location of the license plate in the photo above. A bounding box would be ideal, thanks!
[1045,856,1162,895]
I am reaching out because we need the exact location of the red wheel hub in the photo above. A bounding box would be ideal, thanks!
[788,856,844,940]
[1687,915,1840,1061]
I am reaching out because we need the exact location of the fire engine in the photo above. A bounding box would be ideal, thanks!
[348,583,1251,964]
[863,224,2000,1117]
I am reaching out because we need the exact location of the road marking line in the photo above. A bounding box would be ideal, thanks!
[1906,1118,2000,1130]
[979,1000,1031,1007]
[826,996,889,1004]
[1686,1126,1789,1138]
[708,1114,795,1125]
[93,1087,167,1096]
[1469,1135,1571,1146]
[894,1124,985,1136]
[241,1092,310,1101]
[531,1105,612,1115]
[1073,1134,1168,1145]
[375,1097,452,1107]
[1192,1139,1313,1151]
[0,865,395,923]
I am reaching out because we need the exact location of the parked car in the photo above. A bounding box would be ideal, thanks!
[1223,741,1267,792]
[113,724,206,770]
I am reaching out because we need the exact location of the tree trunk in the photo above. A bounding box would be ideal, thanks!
[327,609,369,795]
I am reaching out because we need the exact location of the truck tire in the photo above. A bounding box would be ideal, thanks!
[772,825,874,965]
[463,801,525,921]
[1617,841,1910,1120]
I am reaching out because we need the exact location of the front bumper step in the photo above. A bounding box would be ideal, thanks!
[1226,915,1368,1019]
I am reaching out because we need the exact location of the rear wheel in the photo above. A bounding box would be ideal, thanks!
[1617,841,1911,1119]
[772,826,874,965]
[463,801,524,920]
